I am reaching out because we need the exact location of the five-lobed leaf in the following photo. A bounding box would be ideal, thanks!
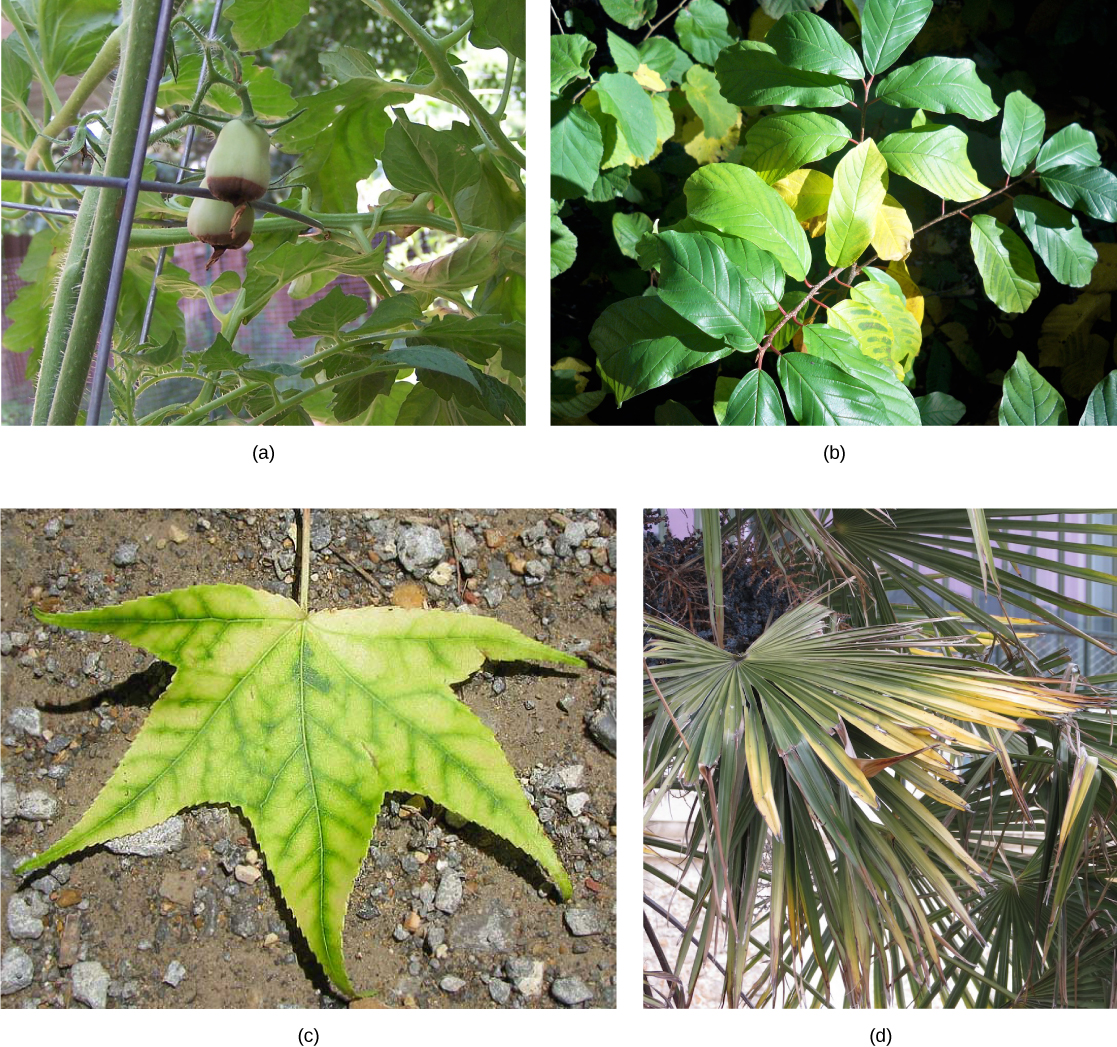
[766,10,864,79]
[873,57,999,121]
[17,586,582,997]
[970,215,1041,314]
[685,163,812,280]
[826,139,889,267]
[1014,195,1098,288]
[861,0,934,75]
[878,123,988,201]
[715,41,854,109]
[999,90,1046,177]
[999,351,1068,424]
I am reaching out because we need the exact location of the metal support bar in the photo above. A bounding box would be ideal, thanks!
[85,0,177,426]
[1,169,323,229]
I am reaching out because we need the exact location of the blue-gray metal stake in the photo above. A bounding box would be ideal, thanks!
[139,0,226,347]
[85,0,177,426]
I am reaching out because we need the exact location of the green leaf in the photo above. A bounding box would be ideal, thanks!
[1014,196,1098,288]
[826,139,888,267]
[1079,371,1117,425]
[683,65,739,142]
[329,363,395,424]
[722,369,787,425]
[766,11,864,79]
[999,351,1068,424]
[655,231,765,351]
[636,37,693,87]
[715,42,855,108]
[226,0,308,51]
[613,211,654,260]
[1040,166,1117,222]
[874,57,999,121]
[777,353,889,424]
[970,215,1041,314]
[803,325,920,424]
[686,163,812,280]
[915,390,966,425]
[469,0,525,58]
[601,0,657,29]
[551,34,596,94]
[655,400,703,424]
[828,296,902,376]
[551,213,578,278]
[606,29,641,72]
[878,123,988,201]
[594,72,658,164]
[551,99,604,200]
[999,90,1046,178]
[676,0,736,65]
[18,586,580,996]
[741,111,852,185]
[760,0,829,15]
[382,110,482,208]
[861,0,933,75]
[701,233,787,310]
[589,294,735,404]
[1035,123,1101,173]
[287,287,368,339]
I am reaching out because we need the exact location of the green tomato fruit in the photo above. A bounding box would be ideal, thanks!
[187,195,254,248]
[205,118,271,206]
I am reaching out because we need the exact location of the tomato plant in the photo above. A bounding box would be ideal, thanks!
[3,0,526,425]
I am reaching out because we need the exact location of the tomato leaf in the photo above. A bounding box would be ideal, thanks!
[17,586,581,997]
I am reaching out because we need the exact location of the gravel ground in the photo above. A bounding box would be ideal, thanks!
[0,509,616,1009]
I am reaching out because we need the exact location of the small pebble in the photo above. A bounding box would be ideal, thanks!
[435,870,463,915]
[105,816,184,856]
[566,792,590,817]
[551,975,594,1007]
[163,960,187,988]
[564,909,601,937]
[439,975,466,994]
[1,947,33,995]
[234,864,262,885]
[7,707,42,738]
[112,542,138,567]
[16,789,57,821]
[7,893,48,940]
[71,960,110,1008]
[488,978,512,1005]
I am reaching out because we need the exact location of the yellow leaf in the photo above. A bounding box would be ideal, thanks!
[828,298,896,371]
[805,213,827,238]
[748,9,777,40]
[679,114,741,165]
[1086,242,1117,292]
[1037,293,1111,365]
[871,194,914,261]
[634,63,667,93]
[772,168,834,222]
[886,259,924,326]
[852,281,922,377]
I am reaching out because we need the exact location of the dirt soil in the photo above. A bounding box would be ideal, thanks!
[0,509,616,1009]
